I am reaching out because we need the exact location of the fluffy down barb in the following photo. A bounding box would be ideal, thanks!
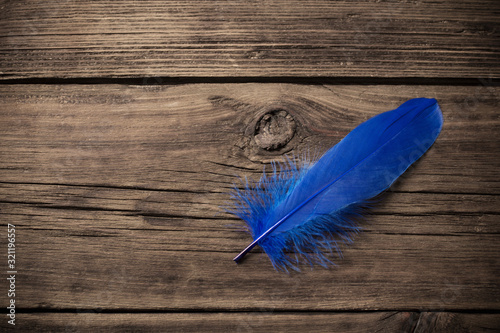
[228,156,372,271]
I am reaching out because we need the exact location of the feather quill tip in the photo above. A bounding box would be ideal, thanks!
[227,98,443,271]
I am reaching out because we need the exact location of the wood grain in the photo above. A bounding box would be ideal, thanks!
[0,0,499,79]
[2,1,499,330]
[0,84,498,315]
[15,312,500,333]
[4,207,499,311]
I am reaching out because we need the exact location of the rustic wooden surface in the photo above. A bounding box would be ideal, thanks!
[0,0,499,79]
[1,1,499,332]
[16,312,500,332]
[1,84,499,332]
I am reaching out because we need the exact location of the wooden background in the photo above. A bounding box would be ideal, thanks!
[1,0,499,332]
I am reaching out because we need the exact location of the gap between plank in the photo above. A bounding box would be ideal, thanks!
[13,308,500,314]
[0,77,498,86]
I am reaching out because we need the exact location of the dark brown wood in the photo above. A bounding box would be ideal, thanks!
[2,1,499,330]
[16,312,500,333]
[0,84,498,320]
[0,0,499,79]
[0,84,498,192]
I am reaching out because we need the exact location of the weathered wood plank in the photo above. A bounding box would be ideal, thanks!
[6,213,500,310]
[1,183,499,225]
[0,84,498,311]
[2,202,499,310]
[12,312,500,333]
[0,84,498,193]
[0,0,498,79]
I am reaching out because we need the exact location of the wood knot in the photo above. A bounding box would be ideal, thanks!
[254,110,296,150]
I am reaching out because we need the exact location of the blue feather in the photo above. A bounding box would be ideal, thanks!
[228,98,443,271]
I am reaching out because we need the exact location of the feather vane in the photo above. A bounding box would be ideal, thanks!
[228,98,443,271]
